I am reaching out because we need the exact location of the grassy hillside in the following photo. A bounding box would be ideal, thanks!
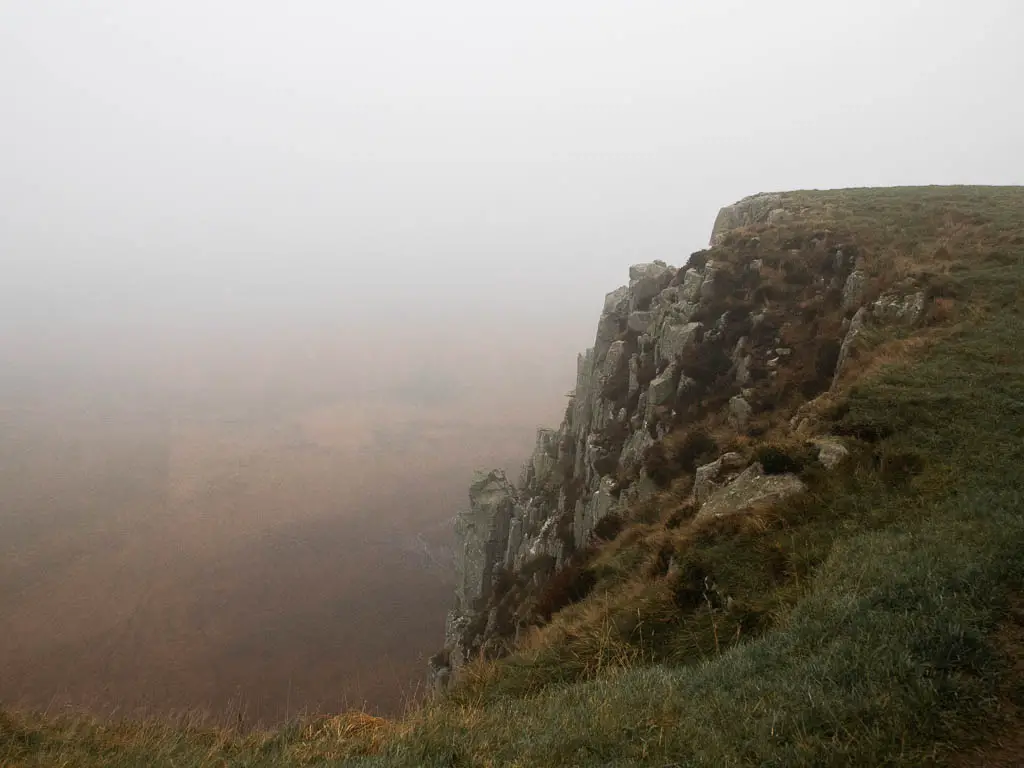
[3,186,1024,767]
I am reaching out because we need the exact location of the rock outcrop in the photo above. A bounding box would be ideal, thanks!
[431,192,933,686]
[694,463,806,522]
[709,192,784,245]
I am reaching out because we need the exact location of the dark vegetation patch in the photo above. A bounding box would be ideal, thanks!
[642,429,718,488]
[591,513,626,542]
[753,441,817,475]
[534,556,598,622]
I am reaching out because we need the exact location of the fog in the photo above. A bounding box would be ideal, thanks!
[1,0,1022,721]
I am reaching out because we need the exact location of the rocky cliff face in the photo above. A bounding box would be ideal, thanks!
[429,193,934,688]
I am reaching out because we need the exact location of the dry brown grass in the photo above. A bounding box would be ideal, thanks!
[291,712,398,760]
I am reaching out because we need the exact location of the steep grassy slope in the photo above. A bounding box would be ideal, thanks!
[3,186,1023,767]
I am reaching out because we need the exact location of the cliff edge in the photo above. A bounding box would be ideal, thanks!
[431,189,935,686]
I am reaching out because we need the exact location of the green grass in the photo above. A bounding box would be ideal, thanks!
[3,186,1024,766]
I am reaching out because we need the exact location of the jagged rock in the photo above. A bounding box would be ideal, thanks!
[699,264,719,301]
[628,310,655,333]
[575,476,619,544]
[735,355,752,385]
[728,395,753,430]
[586,441,619,476]
[732,337,752,386]
[647,363,678,409]
[598,340,630,397]
[678,268,705,302]
[693,452,747,507]
[433,194,950,687]
[841,270,868,313]
[627,354,641,399]
[603,285,631,316]
[832,306,869,388]
[833,289,927,391]
[709,192,784,245]
[505,516,524,569]
[619,429,654,472]
[656,287,680,308]
[521,428,560,489]
[657,321,702,366]
[873,291,926,325]
[443,610,481,671]
[695,463,806,522]
[525,516,563,564]
[595,288,631,363]
[629,262,673,310]
[811,437,850,470]
[619,471,659,507]
[454,470,517,613]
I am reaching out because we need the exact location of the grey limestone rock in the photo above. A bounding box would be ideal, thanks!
[709,193,784,245]
[693,452,747,508]
[599,340,630,397]
[628,310,655,333]
[873,291,926,325]
[647,363,678,409]
[841,270,868,314]
[811,437,850,470]
[832,306,869,389]
[696,463,806,522]
[628,262,674,310]
[657,321,702,366]
[678,268,705,303]
[728,395,753,430]
[454,470,517,614]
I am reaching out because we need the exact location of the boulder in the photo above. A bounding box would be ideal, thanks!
[647,363,678,408]
[695,463,806,522]
[657,321,702,365]
[873,291,926,325]
[629,262,673,310]
[811,437,850,470]
[693,452,747,507]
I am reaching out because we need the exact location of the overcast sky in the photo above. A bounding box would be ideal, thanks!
[2,0,1022,340]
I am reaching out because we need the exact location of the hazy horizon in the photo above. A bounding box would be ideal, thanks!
[2,0,1023,720]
